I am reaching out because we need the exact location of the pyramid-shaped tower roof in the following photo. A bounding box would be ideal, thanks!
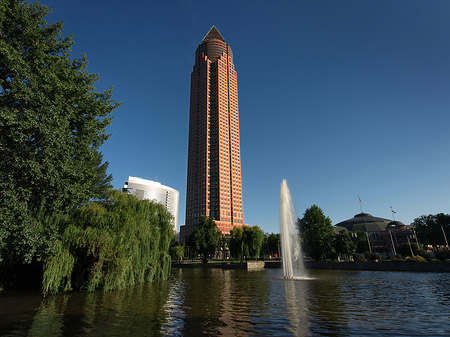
[202,26,225,42]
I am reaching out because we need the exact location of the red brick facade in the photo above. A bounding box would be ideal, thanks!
[180,27,243,241]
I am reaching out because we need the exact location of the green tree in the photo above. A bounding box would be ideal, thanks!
[243,225,264,260]
[170,244,185,263]
[352,230,371,254]
[229,226,244,262]
[0,0,119,275]
[262,233,280,258]
[334,230,356,260]
[43,191,173,294]
[298,205,335,261]
[412,213,450,247]
[187,216,220,263]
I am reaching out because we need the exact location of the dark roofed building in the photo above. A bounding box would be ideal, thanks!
[334,213,416,258]
[386,220,407,229]
[335,213,391,232]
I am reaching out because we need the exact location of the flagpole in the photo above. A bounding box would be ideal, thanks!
[358,194,363,213]
[390,206,396,221]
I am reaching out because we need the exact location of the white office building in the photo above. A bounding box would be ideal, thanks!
[123,176,179,232]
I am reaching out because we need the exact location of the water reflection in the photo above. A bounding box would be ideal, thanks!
[308,270,349,336]
[284,279,311,336]
[1,269,450,336]
[28,295,69,336]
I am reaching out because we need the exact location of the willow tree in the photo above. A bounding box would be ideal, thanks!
[229,226,245,262]
[0,0,118,280]
[43,191,174,295]
[243,225,264,260]
[230,225,265,261]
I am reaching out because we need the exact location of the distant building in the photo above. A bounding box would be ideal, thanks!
[123,176,179,232]
[335,213,416,257]
[335,212,391,232]
[180,26,244,242]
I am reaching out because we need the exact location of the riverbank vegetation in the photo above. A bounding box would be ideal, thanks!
[0,0,173,293]
[184,220,266,263]
[43,191,173,295]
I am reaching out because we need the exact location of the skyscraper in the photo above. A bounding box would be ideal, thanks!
[180,26,243,242]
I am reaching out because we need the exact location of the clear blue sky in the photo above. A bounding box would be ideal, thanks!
[40,0,450,233]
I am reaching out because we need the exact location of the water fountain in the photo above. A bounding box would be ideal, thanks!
[280,179,307,279]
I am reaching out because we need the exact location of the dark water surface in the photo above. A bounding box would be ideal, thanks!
[1,268,449,336]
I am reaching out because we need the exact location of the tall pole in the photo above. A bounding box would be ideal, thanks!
[389,230,397,257]
[412,228,420,248]
[442,226,449,250]
[407,234,414,257]
[358,194,363,213]
[365,232,372,253]
[390,206,396,221]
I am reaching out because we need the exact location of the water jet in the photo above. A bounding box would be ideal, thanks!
[280,179,307,279]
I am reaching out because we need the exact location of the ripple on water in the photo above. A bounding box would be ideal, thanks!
[1,269,450,336]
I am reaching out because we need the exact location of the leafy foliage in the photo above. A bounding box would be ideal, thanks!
[434,250,450,262]
[364,251,381,261]
[412,213,450,247]
[187,216,220,263]
[262,233,280,257]
[352,230,371,254]
[229,226,244,262]
[298,205,335,261]
[229,225,265,261]
[334,230,356,259]
[396,242,419,257]
[0,0,118,271]
[170,241,185,262]
[43,191,173,295]
[243,225,264,260]
[412,255,427,262]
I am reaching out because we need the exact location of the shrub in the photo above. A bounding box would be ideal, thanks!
[390,254,405,262]
[434,250,450,262]
[413,255,427,262]
[364,252,381,261]
[352,253,366,262]
[417,250,432,261]
[396,242,419,257]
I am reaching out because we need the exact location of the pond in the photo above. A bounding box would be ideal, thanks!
[1,268,449,336]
